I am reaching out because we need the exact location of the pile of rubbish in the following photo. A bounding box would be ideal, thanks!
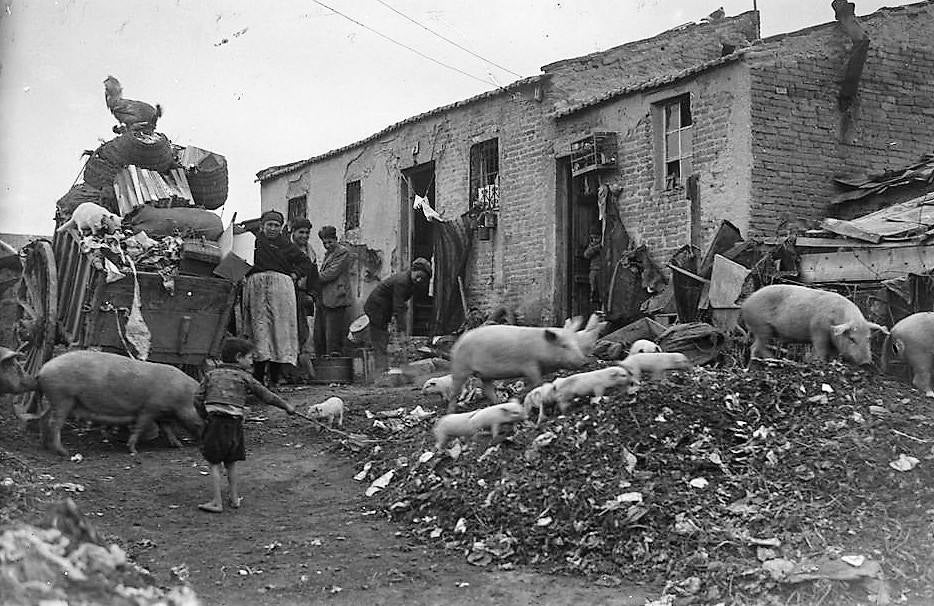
[54,75,230,287]
[0,482,199,605]
[353,361,934,605]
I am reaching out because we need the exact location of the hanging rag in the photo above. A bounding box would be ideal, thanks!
[124,259,152,360]
[431,214,476,334]
[414,195,443,222]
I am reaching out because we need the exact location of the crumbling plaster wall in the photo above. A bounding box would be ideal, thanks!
[553,60,753,268]
[260,82,555,324]
[747,2,934,237]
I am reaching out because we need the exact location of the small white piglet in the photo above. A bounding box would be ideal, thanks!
[619,352,693,393]
[523,382,557,426]
[433,399,527,450]
[57,202,122,236]
[552,366,633,413]
[306,396,344,428]
[629,339,662,356]
[422,374,454,402]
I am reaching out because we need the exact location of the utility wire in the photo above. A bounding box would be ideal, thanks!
[373,0,522,78]
[310,0,499,88]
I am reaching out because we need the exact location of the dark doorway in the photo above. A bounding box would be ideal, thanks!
[400,162,435,336]
[557,159,602,320]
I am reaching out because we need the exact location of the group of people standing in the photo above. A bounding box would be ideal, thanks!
[241,209,433,386]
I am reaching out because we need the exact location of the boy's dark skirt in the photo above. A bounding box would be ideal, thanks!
[201,414,245,465]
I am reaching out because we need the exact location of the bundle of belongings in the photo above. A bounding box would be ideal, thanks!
[54,75,231,294]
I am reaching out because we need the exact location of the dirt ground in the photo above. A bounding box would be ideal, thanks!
[0,382,658,606]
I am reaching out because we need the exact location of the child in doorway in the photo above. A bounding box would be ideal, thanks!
[583,230,603,308]
[194,337,295,513]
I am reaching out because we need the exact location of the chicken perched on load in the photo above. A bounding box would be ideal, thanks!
[103,75,162,135]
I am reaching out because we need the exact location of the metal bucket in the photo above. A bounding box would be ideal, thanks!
[311,356,353,384]
[348,314,370,344]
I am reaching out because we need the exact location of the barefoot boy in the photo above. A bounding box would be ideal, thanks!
[194,337,295,513]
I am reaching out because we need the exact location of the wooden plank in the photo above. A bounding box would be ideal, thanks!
[138,169,155,201]
[820,218,882,244]
[774,236,925,249]
[152,171,169,202]
[174,168,193,203]
[798,245,934,283]
[128,165,144,205]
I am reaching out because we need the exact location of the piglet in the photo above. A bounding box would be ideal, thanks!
[882,312,934,397]
[551,366,633,413]
[433,399,527,450]
[629,339,662,356]
[422,374,454,402]
[619,352,693,394]
[523,382,557,426]
[36,350,203,456]
[56,202,122,236]
[447,317,587,413]
[306,396,344,427]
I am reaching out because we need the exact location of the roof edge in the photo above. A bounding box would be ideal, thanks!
[256,73,549,182]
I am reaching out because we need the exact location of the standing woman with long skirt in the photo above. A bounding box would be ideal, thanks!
[243,210,313,387]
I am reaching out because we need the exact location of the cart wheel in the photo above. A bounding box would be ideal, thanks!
[12,240,58,419]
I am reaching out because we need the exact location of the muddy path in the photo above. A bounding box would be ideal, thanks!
[0,383,656,605]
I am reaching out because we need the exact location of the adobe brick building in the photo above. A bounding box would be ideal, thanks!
[257,2,934,334]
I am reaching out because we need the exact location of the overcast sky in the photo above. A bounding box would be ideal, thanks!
[0,0,917,236]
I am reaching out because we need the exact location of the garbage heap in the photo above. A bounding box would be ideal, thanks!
[357,360,934,605]
[0,495,199,606]
[54,80,232,286]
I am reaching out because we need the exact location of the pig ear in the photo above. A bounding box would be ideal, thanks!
[831,322,851,337]
[544,329,559,343]
[867,322,890,335]
[0,348,21,363]
[584,314,600,331]
[567,315,585,332]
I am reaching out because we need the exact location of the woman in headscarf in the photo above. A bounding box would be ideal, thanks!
[363,257,432,373]
[243,210,313,387]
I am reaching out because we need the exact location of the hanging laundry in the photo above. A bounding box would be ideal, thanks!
[124,260,152,360]
[414,195,443,222]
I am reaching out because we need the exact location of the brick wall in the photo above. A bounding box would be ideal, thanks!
[544,12,759,108]
[747,2,934,237]
[554,61,753,269]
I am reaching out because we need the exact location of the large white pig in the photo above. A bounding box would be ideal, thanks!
[881,312,934,397]
[446,317,587,413]
[741,284,888,366]
[0,347,37,394]
[573,313,608,357]
[36,351,203,456]
[433,399,527,449]
[551,366,633,413]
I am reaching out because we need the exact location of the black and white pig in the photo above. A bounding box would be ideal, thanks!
[36,350,203,456]
[741,284,888,366]
[446,317,587,413]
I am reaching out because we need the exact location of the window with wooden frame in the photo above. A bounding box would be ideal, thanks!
[469,138,499,209]
[345,180,361,231]
[661,94,693,190]
[287,195,307,224]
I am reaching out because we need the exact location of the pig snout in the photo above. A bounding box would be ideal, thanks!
[0,347,38,394]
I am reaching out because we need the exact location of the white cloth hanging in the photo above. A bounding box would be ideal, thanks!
[413,195,443,222]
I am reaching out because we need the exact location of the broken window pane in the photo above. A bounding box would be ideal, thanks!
[680,98,692,127]
[665,102,680,132]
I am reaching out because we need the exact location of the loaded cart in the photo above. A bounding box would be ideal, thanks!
[13,230,237,419]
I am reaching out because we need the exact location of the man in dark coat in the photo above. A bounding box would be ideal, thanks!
[314,225,353,357]
[364,257,432,373]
